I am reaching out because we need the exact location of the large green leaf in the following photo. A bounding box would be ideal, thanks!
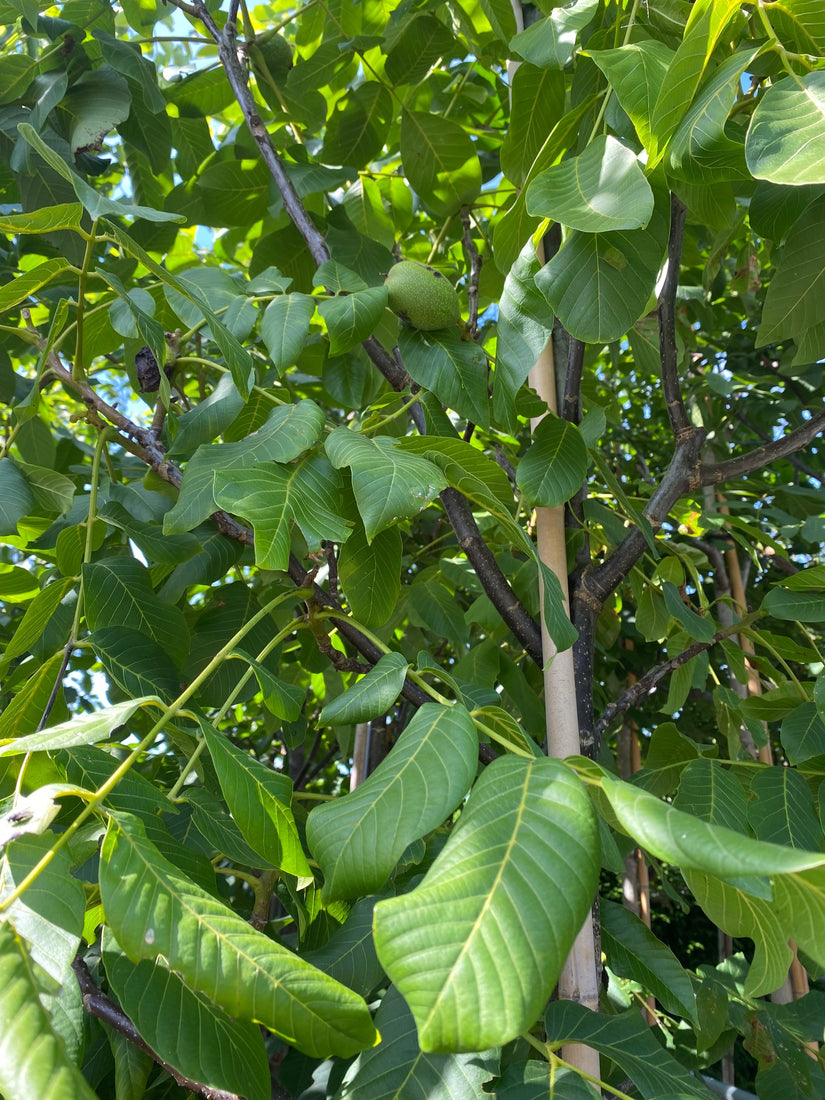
[398,327,490,428]
[164,400,325,533]
[260,293,316,374]
[213,454,351,571]
[492,239,555,431]
[501,64,565,186]
[600,899,698,1024]
[319,651,409,725]
[302,896,384,998]
[684,870,792,998]
[83,557,189,662]
[200,721,311,877]
[534,189,669,343]
[0,923,99,1100]
[495,1062,600,1100]
[318,286,388,355]
[167,374,245,457]
[62,66,131,153]
[1,835,85,984]
[516,413,588,508]
[306,703,478,900]
[587,41,673,154]
[648,0,742,160]
[508,0,599,70]
[0,696,164,756]
[89,626,180,701]
[325,427,447,541]
[400,109,481,216]
[103,933,271,1100]
[322,82,393,167]
[543,1002,711,1098]
[373,757,600,1051]
[99,813,378,1058]
[2,577,74,667]
[669,48,760,183]
[338,986,499,1099]
[761,579,825,622]
[594,766,825,876]
[396,437,516,517]
[18,122,182,222]
[526,135,654,232]
[338,524,402,628]
[0,259,72,313]
[746,71,825,184]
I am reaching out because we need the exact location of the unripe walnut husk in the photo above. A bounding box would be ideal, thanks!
[384,260,461,331]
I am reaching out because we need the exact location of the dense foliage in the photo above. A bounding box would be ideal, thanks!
[1,0,825,1097]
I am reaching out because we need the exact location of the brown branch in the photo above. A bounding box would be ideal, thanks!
[729,406,822,485]
[593,618,756,738]
[72,955,241,1100]
[562,337,584,424]
[703,409,825,487]
[440,488,543,666]
[658,194,690,440]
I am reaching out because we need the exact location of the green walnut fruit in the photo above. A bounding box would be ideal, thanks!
[385,261,461,331]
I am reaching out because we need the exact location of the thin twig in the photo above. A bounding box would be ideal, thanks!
[594,618,756,738]
[72,955,241,1100]
[703,410,825,486]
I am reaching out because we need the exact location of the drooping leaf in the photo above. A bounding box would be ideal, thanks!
[338,986,499,1099]
[0,923,99,1100]
[400,109,481,216]
[587,41,674,154]
[100,813,378,1058]
[306,703,478,900]
[600,899,698,1024]
[319,651,410,726]
[0,697,164,756]
[200,720,312,877]
[373,756,600,1051]
[260,293,316,374]
[338,524,402,628]
[103,933,271,1100]
[516,413,588,508]
[543,1001,711,1098]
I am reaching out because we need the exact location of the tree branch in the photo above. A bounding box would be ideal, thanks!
[562,337,584,424]
[440,488,543,665]
[658,194,690,440]
[703,409,825,486]
[593,618,757,738]
[72,955,241,1100]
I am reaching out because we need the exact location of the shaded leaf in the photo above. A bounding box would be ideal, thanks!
[320,651,409,726]
[100,813,378,1058]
